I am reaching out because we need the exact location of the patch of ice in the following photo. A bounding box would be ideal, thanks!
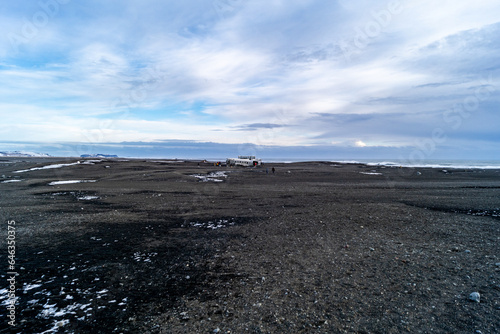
[48,180,97,186]
[360,172,383,175]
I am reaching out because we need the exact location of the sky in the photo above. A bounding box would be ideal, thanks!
[0,0,499,160]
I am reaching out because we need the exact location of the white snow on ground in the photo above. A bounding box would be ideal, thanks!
[133,252,158,262]
[191,171,228,182]
[16,271,128,333]
[13,161,82,173]
[13,160,103,173]
[360,172,383,175]
[152,160,184,163]
[183,218,236,230]
[1,179,22,183]
[77,196,100,200]
[39,319,70,334]
[24,283,43,292]
[0,288,18,307]
[48,180,97,186]
[0,151,50,157]
[81,160,103,164]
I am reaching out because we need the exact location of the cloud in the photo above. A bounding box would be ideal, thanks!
[232,123,287,131]
[0,1,499,159]
[354,140,367,147]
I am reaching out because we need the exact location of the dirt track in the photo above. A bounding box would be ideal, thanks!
[1,158,499,333]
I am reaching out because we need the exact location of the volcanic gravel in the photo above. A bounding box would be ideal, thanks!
[0,158,499,333]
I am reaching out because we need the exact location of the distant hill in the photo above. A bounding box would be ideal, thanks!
[0,151,51,157]
[80,154,119,158]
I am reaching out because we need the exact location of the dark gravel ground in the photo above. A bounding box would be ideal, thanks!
[0,158,499,333]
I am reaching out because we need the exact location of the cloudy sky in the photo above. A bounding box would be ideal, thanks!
[1,0,499,159]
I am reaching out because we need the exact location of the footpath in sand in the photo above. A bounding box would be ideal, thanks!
[0,158,499,333]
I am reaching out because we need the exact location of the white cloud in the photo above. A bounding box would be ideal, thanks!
[355,140,367,147]
[0,0,499,158]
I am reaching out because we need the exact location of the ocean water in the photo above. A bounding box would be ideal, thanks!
[337,159,500,169]
[259,158,500,169]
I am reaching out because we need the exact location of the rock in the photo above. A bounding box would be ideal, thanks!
[469,292,480,303]
[180,311,190,320]
[465,250,471,253]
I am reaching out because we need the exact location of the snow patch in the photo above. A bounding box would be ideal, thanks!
[48,180,97,186]
[77,195,99,200]
[1,179,22,183]
[191,171,228,182]
[23,283,43,292]
[133,252,158,262]
[14,161,81,173]
[183,218,236,230]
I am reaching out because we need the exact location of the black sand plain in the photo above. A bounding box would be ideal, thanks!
[0,158,499,333]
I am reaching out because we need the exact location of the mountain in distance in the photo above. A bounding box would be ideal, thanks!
[0,151,51,157]
[80,154,119,158]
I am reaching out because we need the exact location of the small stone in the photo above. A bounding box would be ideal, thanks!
[213,328,220,333]
[180,311,190,320]
[464,250,471,253]
[469,292,480,303]
[495,262,500,267]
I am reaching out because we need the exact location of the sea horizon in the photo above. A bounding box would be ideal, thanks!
[2,151,500,169]
[126,157,500,169]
